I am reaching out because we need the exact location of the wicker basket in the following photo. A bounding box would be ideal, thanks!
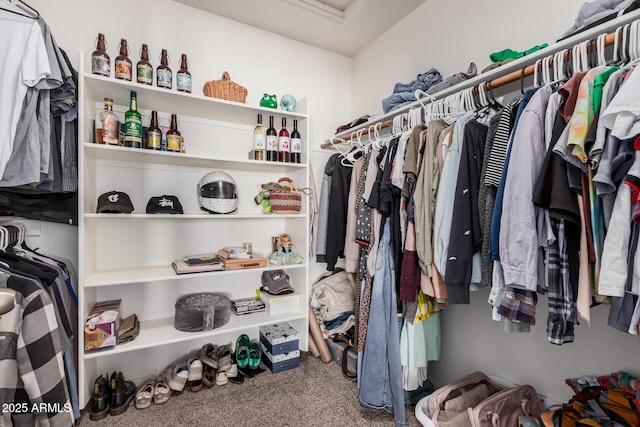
[203,71,248,103]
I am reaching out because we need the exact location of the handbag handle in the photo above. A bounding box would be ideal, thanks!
[277,177,301,194]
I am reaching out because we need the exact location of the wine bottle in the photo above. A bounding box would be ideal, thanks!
[278,118,290,163]
[136,44,153,85]
[253,113,266,161]
[124,91,142,148]
[102,98,120,146]
[290,119,301,164]
[166,114,181,152]
[115,38,132,81]
[266,115,278,162]
[156,49,172,89]
[146,111,162,150]
[176,54,192,93]
[91,33,110,77]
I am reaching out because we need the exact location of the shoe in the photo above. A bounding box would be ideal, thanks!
[198,343,218,369]
[153,375,171,405]
[202,365,216,388]
[89,373,111,421]
[109,371,136,416]
[187,358,203,392]
[135,380,154,410]
[226,364,245,385]
[164,362,189,393]
[235,334,250,368]
[248,342,262,369]
[216,345,232,372]
[216,370,228,386]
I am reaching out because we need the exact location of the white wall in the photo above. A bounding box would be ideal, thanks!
[351,0,640,403]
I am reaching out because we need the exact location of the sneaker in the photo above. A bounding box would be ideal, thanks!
[216,371,228,386]
[165,362,189,393]
[187,358,203,392]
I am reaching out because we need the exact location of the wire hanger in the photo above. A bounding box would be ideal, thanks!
[0,0,39,19]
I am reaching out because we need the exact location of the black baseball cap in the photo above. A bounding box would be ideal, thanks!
[146,195,184,214]
[260,270,294,295]
[96,191,134,214]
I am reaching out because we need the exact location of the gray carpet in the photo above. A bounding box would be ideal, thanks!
[78,352,423,426]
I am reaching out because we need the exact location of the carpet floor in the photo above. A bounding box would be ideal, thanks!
[78,352,423,426]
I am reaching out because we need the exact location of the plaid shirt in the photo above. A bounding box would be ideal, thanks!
[3,275,73,427]
[496,287,537,326]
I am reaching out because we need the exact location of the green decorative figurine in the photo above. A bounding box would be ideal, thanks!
[260,94,277,109]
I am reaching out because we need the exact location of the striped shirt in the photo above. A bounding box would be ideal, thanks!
[484,98,521,187]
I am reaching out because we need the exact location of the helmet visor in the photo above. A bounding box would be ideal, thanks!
[200,181,237,199]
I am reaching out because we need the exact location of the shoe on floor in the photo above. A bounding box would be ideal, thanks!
[165,362,189,393]
[89,373,111,421]
[187,358,203,392]
[135,380,154,410]
[216,370,228,386]
[109,371,136,416]
[202,365,216,388]
[153,375,171,405]
[217,344,232,372]
[198,343,218,369]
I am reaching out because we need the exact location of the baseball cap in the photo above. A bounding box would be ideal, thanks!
[146,195,184,214]
[260,270,294,295]
[96,191,134,214]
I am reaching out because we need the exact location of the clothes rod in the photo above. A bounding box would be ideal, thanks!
[320,11,640,149]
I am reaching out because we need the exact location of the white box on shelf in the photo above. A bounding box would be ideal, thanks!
[258,291,300,315]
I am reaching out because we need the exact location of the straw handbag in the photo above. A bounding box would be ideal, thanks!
[269,177,302,214]
[203,71,248,103]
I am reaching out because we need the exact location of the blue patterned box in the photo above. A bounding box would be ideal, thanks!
[259,321,299,355]
[260,342,300,373]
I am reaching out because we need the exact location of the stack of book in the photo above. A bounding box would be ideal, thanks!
[231,297,266,316]
[172,252,225,275]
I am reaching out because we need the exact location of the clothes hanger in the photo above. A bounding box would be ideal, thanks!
[0,0,39,19]
[519,67,526,95]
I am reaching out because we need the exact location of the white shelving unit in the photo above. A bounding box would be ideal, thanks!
[78,52,311,407]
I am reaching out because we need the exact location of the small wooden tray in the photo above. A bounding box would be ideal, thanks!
[220,253,267,270]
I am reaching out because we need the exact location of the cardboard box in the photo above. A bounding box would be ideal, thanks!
[259,321,299,354]
[258,291,300,315]
[260,342,300,373]
[84,299,121,351]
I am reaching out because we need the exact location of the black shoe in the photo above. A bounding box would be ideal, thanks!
[109,371,136,416]
[89,373,111,421]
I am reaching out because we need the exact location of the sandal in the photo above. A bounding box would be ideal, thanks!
[135,381,154,409]
[153,376,171,405]
[248,342,262,369]
[216,345,232,372]
[202,365,216,388]
[235,334,250,369]
[216,370,228,386]
[198,343,218,369]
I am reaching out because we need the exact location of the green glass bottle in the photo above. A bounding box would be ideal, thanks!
[124,91,142,148]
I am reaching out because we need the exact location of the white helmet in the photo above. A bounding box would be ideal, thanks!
[197,171,238,214]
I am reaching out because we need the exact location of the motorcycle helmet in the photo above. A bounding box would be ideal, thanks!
[197,171,238,214]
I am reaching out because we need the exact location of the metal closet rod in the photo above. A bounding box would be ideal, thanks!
[321,10,640,149]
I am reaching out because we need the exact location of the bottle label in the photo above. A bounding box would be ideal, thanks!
[137,64,153,84]
[157,69,172,88]
[266,135,278,152]
[254,134,265,150]
[103,116,120,145]
[147,130,162,149]
[115,59,132,80]
[167,134,180,151]
[278,136,290,152]
[291,137,302,154]
[176,73,192,92]
[124,116,142,144]
[92,56,110,76]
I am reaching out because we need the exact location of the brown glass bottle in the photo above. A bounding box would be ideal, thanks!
[290,119,302,164]
[266,115,278,162]
[115,39,132,81]
[146,111,162,150]
[166,114,181,152]
[156,49,172,89]
[136,44,153,85]
[278,118,290,163]
[176,54,192,93]
[91,33,110,77]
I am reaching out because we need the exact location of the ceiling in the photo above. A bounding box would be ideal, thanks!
[173,0,425,57]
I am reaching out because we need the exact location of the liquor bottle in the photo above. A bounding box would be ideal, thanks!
[265,115,278,162]
[102,98,120,146]
[166,114,181,152]
[146,110,162,150]
[278,118,291,163]
[94,100,107,143]
[156,49,172,89]
[253,113,266,161]
[115,38,132,81]
[124,91,142,148]
[91,33,110,77]
[176,54,192,93]
[136,44,153,85]
[290,119,302,164]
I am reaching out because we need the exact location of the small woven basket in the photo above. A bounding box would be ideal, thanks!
[203,71,248,103]
[270,177,302,214]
